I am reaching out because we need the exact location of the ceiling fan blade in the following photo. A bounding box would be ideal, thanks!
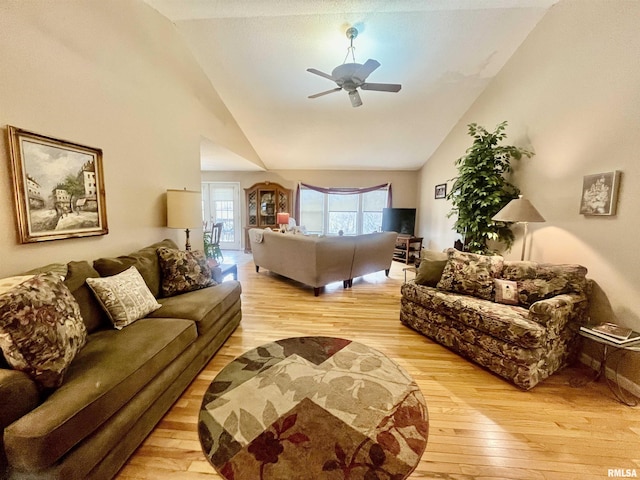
[308,87,342,99]
[361,82,402,92]
[354,59,380,81]
[349,90,363,108]
[306,68,335,81]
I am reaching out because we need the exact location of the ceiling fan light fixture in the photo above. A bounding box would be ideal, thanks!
[349,90,363,108]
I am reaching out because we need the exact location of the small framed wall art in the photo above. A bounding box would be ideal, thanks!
[579,170,621,216]
[434,183,447,199]
[7,126,109,243]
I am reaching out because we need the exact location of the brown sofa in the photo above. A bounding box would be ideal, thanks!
[0,239,241,480]
[249,229,397,295]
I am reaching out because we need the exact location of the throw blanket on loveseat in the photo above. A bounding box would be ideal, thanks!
[400,248,590,390]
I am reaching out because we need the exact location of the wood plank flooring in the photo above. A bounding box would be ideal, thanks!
[117,254,640,480]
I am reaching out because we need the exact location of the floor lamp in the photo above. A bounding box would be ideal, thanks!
[492,195,545,260]
[166,189,202,250]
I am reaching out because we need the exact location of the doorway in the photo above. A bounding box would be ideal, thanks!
[202,182,241,250]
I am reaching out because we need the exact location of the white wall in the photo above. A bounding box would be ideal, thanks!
[418,0,640,384]
[0,1,259,276]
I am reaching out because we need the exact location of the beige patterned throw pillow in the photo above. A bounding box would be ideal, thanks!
[0,273,87,389]
[157,247,215,297]
[86,266,161,329]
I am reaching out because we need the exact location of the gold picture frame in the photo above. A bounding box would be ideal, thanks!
[7,126,108,243]
[579,170,621,216]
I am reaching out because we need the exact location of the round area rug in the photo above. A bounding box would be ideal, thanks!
[198,336,428,480]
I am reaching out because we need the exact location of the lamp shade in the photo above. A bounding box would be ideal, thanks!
[166,189,202,229]
[277,212,290,225]
[492,196,545,223]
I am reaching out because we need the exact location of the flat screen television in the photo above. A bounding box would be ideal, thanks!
[382,208,416,236]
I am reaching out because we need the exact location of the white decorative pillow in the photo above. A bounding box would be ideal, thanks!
[86,266,161,329]
[0,273,87,389]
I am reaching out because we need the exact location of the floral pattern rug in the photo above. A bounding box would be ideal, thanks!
[199,337,428,480]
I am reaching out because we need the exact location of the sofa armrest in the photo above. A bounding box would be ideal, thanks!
[0,368,40,430]
[528,293,588,334]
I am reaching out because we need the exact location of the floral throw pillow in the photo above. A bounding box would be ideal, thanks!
[0,273,87,389]
[86,266,162,329]
[436,248,504,300]
[157,247,216,298]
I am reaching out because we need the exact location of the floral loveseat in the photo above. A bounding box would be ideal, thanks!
[400,248,590,390]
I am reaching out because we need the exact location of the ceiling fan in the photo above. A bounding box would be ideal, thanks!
[307,27,402,107]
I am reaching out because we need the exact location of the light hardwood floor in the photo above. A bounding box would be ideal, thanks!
[117,255,640,480]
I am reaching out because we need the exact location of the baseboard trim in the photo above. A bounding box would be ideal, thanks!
[579,352,640,399]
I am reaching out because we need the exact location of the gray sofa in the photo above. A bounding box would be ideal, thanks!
[0,239,241,480]
[249,229,398,295]
[400,249,590,390]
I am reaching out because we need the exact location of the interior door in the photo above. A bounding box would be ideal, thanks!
[202,182,241,250]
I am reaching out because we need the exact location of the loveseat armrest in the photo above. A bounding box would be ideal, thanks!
[0,369,40,430]
[528,293,589,335]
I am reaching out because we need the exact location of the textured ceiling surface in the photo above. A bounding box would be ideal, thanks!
[144,0,557,171]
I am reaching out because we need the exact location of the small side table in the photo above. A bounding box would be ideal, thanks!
[403,267,417,284]
[578,329,640,406]
[393,236,423,264]
[208,259,238,282]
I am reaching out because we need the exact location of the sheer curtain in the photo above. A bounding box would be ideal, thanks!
[294,182,392,221]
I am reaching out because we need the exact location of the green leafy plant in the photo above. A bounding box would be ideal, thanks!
[447,121,533,254]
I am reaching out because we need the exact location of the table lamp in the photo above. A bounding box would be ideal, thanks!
[277,212,290,232]
[492,195,545,260]
[166,188,202,250]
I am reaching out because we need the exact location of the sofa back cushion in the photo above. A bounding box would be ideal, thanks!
[501,261,588,306]
[93,239,178,298]
[436,249,504,300]
[64,261,111,333]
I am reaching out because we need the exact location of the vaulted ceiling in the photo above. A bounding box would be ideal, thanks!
[143,0,558,171]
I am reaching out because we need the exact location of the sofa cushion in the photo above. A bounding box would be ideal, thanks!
[86,267,162,330]
[3,317,197,471]
[150,281,242,335]
[0,274,87,389]
[402,283,546,348]
[415,250,448,286]
[157,247,215,297]
[22,263,68,279]
[93,239,178,298]
[501,261,588,307]
[436,249,504,300]
[64,261,111,334]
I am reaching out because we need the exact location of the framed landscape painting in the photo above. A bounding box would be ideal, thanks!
[7,126,108,243]
[579,170,621,216]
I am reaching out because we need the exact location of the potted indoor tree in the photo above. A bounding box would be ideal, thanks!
[447,121,533,254]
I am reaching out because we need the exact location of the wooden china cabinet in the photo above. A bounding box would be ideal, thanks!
[244,181,292,252]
